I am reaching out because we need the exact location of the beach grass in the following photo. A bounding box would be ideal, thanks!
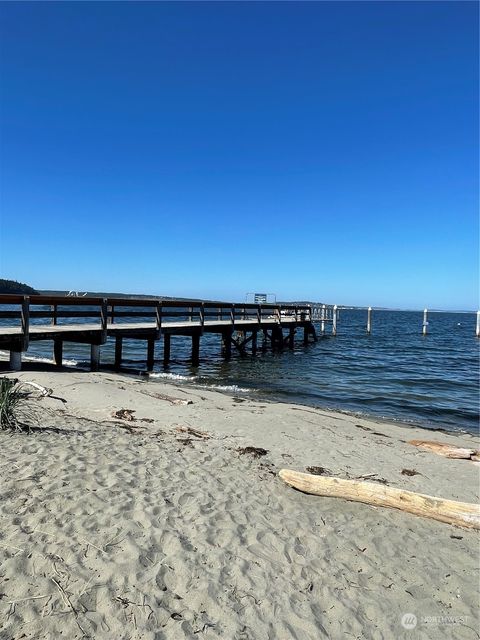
[0,377,33,432]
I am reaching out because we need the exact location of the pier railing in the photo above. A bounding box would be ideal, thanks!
[0,295,314,337]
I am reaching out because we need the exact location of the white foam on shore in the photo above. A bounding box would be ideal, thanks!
[204,384,251,393]
[148,371,252,394]
[149,372,197,382]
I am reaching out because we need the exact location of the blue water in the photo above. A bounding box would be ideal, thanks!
[1,309,479,434]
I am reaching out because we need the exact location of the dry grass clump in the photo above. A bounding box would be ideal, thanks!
[0,377,35,432]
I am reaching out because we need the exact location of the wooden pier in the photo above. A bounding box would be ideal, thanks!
[0,295,328,371]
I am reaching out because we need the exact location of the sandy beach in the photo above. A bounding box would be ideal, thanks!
[0,369,478,639]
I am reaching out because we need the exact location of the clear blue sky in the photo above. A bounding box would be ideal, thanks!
[0,2,477,309]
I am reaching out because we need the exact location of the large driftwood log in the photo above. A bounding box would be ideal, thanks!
[279,469,480,530]
[408,439,478,460]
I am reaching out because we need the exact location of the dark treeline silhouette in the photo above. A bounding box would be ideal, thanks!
[0,279,39,295]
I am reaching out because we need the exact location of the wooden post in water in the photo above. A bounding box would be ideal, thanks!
[367,306,372,334]
[115,336,123,370]
[321,304,326,335]
[163,334,171,365]
[422,308,428,336]
[476,311,480,337]
[332,305,338,336]
[9,350,22,371]
[303,325,309,345]
[90,344,100,371]
[251,330,257,355]
[262,329,268,351]
[223,330,232,359]
[191,334,200,366]
[54,339,63,366]
[147,337,155,371]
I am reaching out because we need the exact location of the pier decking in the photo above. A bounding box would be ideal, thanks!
[0,295,331,371]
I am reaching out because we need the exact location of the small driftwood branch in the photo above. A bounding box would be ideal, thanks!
[20,381,52,397]
[408,439,479,460]
[279,469,480,530]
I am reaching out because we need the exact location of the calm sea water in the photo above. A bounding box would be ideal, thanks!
[2,309,479,434]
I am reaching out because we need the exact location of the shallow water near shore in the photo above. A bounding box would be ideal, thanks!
[3,309,479,434]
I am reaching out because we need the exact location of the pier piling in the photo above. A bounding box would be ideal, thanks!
[251,330,258,354]
[289,327,295,348]
[367,307,372,334]
[163,335,171,366]
[115,336,123,370]
[90,344,100,371]
[147,337,155,371]
[9,350,22,371]
[422,309,428,336]
[191,334,200,366]
[476,311,480,338]
[332,305,338,336]
[222,330,233,359]
[54,339,63,366]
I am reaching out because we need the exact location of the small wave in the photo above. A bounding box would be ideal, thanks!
[148,370,252,394]
[199,383,252,393]
[149,372,197,382]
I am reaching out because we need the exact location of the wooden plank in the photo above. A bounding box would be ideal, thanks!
[279,470,480,530]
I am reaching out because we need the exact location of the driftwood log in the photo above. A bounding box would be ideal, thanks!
[408,439,479,460]
[279,469,480,530]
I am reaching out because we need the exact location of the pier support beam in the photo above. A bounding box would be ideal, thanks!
[476,311,480,338]
[191,334,200,367]
[223,330,232,359]
[54,339,63,366]
[115,337,123,371]
[289,327,295,348]
[303,326,309,345]
[163,334,171,366]
[251,330,257,355]
[262,329,268,351]
[271,326,283,349]
[367,307,372,335]
[90,344,100,372]
[9,350,22,371]
[147,337,155,371]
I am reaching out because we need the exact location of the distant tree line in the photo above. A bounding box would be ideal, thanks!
[0,279,39,295]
